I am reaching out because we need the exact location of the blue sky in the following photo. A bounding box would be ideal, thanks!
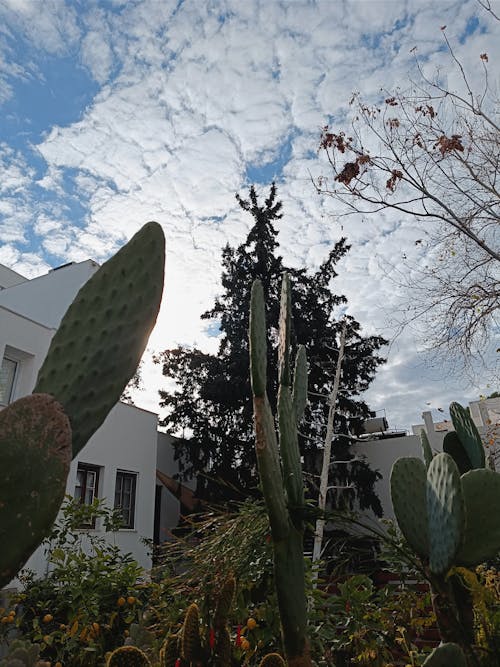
[0,0,498,430]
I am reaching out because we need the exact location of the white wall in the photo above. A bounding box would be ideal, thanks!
[0,260,98,328]
[0,265,27,289]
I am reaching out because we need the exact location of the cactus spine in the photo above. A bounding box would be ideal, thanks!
[0,222,165,586]
[249,274,311,667]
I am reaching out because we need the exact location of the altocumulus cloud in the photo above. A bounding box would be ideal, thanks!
[0,0,498,428]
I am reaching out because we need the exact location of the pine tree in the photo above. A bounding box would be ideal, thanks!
[157,184,387,510]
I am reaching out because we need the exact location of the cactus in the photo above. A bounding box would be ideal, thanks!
[0,394,71,587]
[181,603,202,663]
[390,401,500,666]
[0,639,42,667]
[214,627,231,667]
[258,654,287,667]
[106,646,151,666]
[422,642,467,667]
[0,222,165,587]
[213,575,235,631]
[159,634,179,667]
[35,221,165,458]
[249,274,311,667]
[420,429,434,468]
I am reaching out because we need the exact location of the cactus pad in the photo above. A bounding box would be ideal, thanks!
[427,453,464,574]
[106,646,151,666]
[457,469,500,566]
[159,634,179,667]
[450,402,485,469]
[420,429,434,468]
[443,432,473,475]
[0,394,71,587]
[35,221,165,457]
[390,457,429,559]
[422,642,466,666]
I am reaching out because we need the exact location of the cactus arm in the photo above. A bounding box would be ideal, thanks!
[292,345,307,424]
[35,221,165,457]
[278,273,292,388]
[0,394,71,588]
[420,429,434,468]
[250,280,288,539]
[450,402,485,469]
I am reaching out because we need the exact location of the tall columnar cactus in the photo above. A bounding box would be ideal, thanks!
[249,274,311,667]
[107,646,152,667]
[0,222,165,587]
[391,402,500,666]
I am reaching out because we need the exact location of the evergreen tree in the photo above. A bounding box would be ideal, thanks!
[157,184,387,511]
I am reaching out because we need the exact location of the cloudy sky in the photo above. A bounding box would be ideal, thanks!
[0,0,498,431]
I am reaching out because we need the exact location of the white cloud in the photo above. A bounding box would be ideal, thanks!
[1,0,498,429]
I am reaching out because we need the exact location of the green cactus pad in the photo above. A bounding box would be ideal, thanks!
[35,221,165,457]
[420,429,434,468]
[443,432,473,475]
[258,654,287,667]
[450,402,485,468]
[390,457,429,559]
[457,469,500,565]
[107,646,151,666]
[422,642,466,667]
[181,603,202,662]
[0,394,71,588]
[249,280,267,398]
[292,345,307,423]
[427,453,464,574]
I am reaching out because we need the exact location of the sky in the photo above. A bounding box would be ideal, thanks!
[0,0,499,432]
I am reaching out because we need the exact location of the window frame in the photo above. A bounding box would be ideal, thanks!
[0,356,18,406]
[74,463,101,528]
[114,470,138,530]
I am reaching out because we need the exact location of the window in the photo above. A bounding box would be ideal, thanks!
[114,471,137,529]
[74,464,100,527]
[0,357,18,405]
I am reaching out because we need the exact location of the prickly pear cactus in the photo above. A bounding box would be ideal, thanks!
[106,645,151,666]
[258,654,286,667]
[0,639,41,667]
[390,457,428,559]
[420,429,434,468]
[427,453,464,575]
[442,432,473,475]
[35,221,165,457]
[422,642,466,667]
[0,394,71,587]
[458,469,500,565]
[450,402,485,469]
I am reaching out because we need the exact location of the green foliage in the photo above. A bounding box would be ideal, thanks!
[157,183,386,509]
[0,639,41,667]
[1,498,148,667]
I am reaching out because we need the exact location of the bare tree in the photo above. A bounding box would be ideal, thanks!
[315,29,499,364]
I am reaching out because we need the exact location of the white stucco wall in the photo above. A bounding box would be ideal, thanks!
[0,260,99,328]
[0,265,27,289]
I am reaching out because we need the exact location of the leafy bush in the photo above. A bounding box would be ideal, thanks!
[0,497,149,666]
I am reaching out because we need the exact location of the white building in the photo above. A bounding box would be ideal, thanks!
[352,401,500,520]
[0,260,185,585]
